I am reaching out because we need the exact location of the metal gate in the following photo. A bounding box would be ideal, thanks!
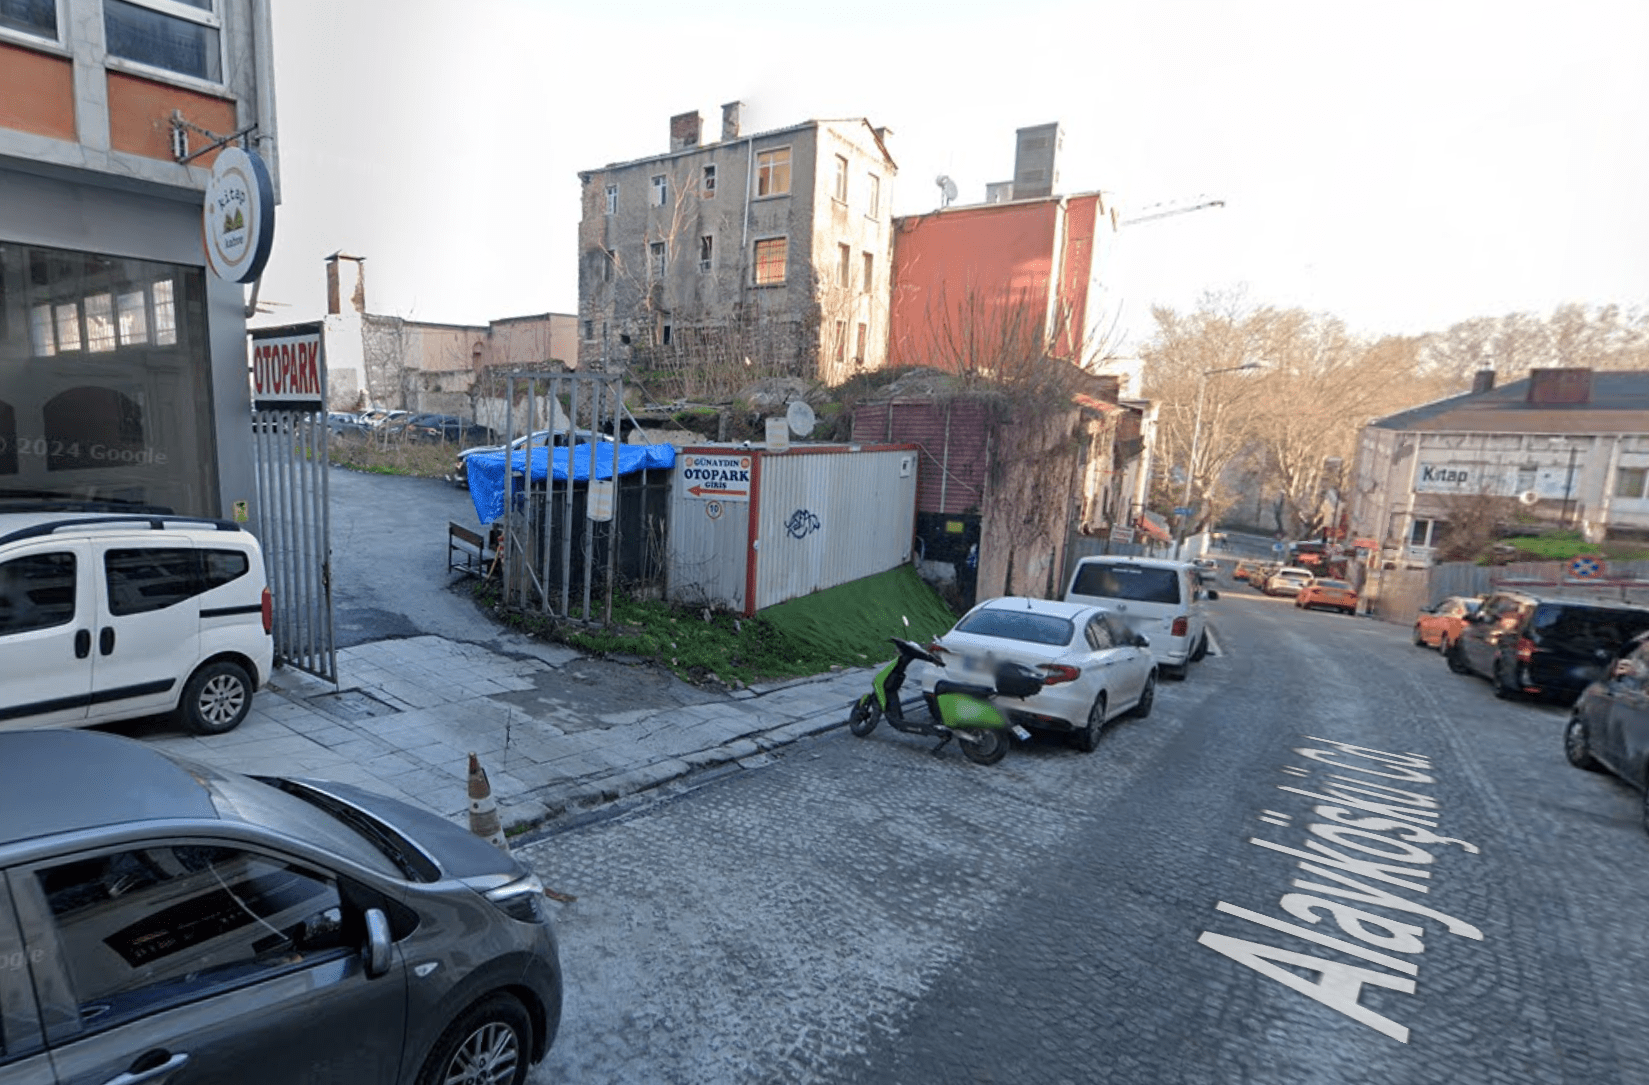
[497,370,634,624]
[249,323,337,683]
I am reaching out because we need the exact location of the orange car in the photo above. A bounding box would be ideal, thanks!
[1412,596,1483,651]
[1294,578,1359,614]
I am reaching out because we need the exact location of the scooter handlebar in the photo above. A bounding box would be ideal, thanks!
[889,637,944,666]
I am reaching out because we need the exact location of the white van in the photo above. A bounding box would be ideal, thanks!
[0,512,273,734]
[1064,556,1216,679]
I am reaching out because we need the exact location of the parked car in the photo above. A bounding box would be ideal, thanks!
[1262,566,1314,597]
[1294,577,1358,614]
[1233,559,1265,583]
[923,596,1156,751]
[1447,590,1649,704]
[1064,556,1216,679]
[1565,631,1649,834]
[1413,595,1483,651]
[1,511,274,735]
[0,728,562,1084]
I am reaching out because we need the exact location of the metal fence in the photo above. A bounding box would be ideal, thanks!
[1364,558,1649,625]
[251,408,336,682]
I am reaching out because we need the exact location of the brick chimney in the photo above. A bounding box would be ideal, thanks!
[1526,367,1592,405]
[324,253,366,315]
[670,110,702,151]
[721,101,743,141]
[1471,368,1495,394]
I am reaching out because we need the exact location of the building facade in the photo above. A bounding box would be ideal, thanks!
[576,104,897,386]
[0,0,277,519]
[1347,368,1649,566]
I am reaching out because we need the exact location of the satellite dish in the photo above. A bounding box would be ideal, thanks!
[786,400,816,437]
[1518,490,1540,506]
[935,175,958,208]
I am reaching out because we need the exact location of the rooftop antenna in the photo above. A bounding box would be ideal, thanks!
[936,175,958,209]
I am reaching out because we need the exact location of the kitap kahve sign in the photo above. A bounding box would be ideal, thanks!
[250,325,325,411]
[204,147,276,284]
[680,454,751,501]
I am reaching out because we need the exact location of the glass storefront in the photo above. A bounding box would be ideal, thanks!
[0,243,217,514]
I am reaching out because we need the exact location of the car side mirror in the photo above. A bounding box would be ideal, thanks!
[363,907,392,978]
[1135,634,1150,649]
[1205,589,1220,601]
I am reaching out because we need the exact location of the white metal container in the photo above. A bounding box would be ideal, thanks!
[667,443,918,614]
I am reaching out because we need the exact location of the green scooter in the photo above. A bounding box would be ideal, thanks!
[846,637,1039,765]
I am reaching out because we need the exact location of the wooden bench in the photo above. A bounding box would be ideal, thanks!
[448,521,499,577]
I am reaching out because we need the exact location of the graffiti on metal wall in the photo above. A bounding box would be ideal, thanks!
[785,509,822,539]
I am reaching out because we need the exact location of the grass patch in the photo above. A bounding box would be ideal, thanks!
[477,564,958,686]
[1495,532,1649,562]
[330,432,471,479]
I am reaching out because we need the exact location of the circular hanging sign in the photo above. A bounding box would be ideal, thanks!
[203,147,275,283]
[1568,554,1606,580]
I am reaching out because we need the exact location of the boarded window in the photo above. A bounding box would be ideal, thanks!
[753,238,787,285]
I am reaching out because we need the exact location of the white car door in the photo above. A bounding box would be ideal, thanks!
[1082,615,1142,713]
[0,541,94,728]
[86,538,202,722]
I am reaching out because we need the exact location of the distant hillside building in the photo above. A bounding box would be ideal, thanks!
[1348,367,1649,563]
[576,104,897,385]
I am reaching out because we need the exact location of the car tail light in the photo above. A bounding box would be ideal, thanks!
[1037,664,1081,685]
[1515,637,1535,662]
[1171,616,1189,637]
[927,641,948,657]
[261,587,273,634]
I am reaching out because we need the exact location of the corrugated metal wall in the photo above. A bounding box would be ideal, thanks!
[666,444,919,614]
[1364,559,1649,624]
[753,448,918,611]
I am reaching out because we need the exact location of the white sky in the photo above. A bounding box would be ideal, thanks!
[254,0,1649,349]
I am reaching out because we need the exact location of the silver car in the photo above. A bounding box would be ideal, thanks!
[0,729,561,1085]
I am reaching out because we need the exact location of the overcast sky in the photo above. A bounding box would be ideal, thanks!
[253,0,1649,350]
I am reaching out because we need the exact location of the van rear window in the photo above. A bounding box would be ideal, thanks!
[1071,564,1181,605]
[1532,604,1649,653]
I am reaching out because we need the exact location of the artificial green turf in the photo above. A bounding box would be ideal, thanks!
[759,563,959,668]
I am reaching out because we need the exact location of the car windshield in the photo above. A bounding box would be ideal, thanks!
[1071,564,1181,604]
[1316,580,1351,590]
[1531,604,1649,653]
[955,609,1074,647]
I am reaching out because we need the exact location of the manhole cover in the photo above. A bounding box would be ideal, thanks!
[307,689,400,722]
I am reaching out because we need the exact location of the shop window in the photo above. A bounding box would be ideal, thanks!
[104,0,222,82]
[44,388,144,471]
[0,0,57,39]
[0,399,13,475]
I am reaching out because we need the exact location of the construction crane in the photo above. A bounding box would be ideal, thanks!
[1119,195,1226,227]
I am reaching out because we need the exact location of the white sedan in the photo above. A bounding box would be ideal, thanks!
[921,596,1158,753]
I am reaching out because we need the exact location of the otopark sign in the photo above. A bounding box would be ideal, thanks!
[680,454,751,501]
[249,324,325,412]
[203,147,276,283]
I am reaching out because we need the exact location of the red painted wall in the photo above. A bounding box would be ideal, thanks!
[887,194,1103,370]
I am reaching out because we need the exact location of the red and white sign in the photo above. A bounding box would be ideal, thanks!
[680,453,751,501]
[250,325,325,410]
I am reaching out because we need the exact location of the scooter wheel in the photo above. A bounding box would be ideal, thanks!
[847,696,880,737]
[959,728,1008,765]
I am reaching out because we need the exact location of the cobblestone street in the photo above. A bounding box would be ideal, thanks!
[521,587,1649,1084]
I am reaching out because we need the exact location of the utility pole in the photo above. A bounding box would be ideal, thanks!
[1173,362,1263,559]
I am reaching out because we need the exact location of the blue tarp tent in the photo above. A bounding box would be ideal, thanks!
[467,442,677,524]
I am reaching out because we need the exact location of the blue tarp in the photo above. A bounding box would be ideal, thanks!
[467,442,677,524]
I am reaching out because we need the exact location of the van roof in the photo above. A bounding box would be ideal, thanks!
[0,512,243,549]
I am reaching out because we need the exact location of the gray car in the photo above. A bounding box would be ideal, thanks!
[0,729,561,1085]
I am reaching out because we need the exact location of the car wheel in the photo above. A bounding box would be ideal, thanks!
[175,660,254,735]
[1412,625,1425,646]
[847,695,880,737]
[1564,713,1603,772]
[416,994,532,1085]
[1074,694,1106,753]
[1492,658,1520,700]
[1190,635,1209,662]
[1130,674,1157,719]
[959,727,1008,765]
[1445,640,1472,675]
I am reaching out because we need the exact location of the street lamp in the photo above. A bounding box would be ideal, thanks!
[1174,362,1264,559]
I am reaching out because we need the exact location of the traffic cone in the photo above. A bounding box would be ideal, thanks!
[467,752,509,853]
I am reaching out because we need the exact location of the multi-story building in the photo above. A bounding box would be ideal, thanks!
[0,0,278,519]
[576,104,897,386]
[1348,367,1649,565]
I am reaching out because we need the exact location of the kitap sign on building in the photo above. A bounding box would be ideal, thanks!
[1416,461,1578,498]
[250,323,325,412]
[203,147,276,284]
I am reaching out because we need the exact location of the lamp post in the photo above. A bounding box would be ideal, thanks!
[1174,362,1263,559]
[1559,440,1579,529]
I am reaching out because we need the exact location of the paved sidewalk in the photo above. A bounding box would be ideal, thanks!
[145,635,869,832]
